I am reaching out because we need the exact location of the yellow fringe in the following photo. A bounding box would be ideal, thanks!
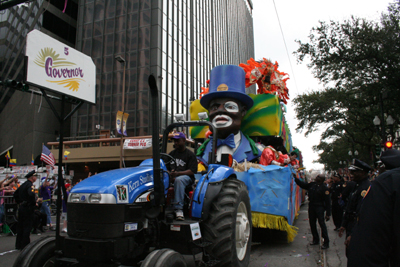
[252,212,298,243]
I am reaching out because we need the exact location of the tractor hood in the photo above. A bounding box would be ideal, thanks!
[70,159,169,204]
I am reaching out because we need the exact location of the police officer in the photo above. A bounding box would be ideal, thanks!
[338,159,371,257]
[14,170,39,250]
[347,150,400,266]
[294,174,331,249]
[330,172,344,231]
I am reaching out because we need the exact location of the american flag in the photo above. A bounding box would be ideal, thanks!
[40,145,55,166]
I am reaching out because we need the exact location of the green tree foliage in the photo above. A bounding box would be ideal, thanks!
[293,1,400,166]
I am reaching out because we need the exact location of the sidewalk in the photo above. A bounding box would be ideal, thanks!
[292,201,347,267]
[324,210,347,267]
[248,201,347,267]
[298,201,347,267]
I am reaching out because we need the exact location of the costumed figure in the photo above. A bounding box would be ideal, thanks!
[289,151,300,170]
[239,57,290,104]
[260,146,288,166]
[240,57,292,167]
[196,65,262,166]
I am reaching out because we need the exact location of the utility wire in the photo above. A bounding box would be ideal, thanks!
[272,0,300,96]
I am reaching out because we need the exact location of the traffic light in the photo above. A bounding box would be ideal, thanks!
[385,141,393,149]
[375,144,381,157]
[5,79,29,92]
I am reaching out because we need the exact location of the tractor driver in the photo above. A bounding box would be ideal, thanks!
[168,132,197,221]
[196,65,262,166]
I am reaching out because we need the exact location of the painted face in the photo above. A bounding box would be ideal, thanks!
[208,98,246,139]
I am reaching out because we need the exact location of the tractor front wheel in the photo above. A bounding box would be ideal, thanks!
[13,236,56,267]
[201,178,252,267]
[141,249,187,267]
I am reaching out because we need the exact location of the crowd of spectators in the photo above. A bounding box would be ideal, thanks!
[0,175,19,232]
[0,173,75,236]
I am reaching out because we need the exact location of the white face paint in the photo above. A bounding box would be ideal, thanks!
[212,115,233,128]
[224,101,239,113]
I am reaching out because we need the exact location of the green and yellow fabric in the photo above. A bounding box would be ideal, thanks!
[190,94,292,152]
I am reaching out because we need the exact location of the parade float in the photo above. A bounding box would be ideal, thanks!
[190,58,303,242]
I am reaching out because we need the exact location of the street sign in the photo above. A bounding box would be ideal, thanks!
[25,30,96,104]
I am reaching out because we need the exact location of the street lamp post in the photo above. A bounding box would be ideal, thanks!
[115,55,126,168]
[373,114,395,151]
[348,150,358,157]
[395,128,400,149]
[348,150,358,165]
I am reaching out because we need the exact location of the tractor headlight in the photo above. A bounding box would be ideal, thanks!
[68,193,116,203]
[89,193,102,203]
[135,191,153,203]
[69,193,80,203]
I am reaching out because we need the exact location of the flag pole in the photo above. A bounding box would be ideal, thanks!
[41,143,44,168]
[55,95,65,249]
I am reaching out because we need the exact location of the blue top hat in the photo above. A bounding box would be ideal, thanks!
[200,65,253,109]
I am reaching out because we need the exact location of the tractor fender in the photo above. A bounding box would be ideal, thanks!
[191,164,236,219]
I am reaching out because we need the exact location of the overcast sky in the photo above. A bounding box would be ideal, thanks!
[252,0,394,171]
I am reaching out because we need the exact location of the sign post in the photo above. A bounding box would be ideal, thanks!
[25,30,96,250]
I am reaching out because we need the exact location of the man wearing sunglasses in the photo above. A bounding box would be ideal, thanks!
[294,173,331,249]
[338,159,371,257]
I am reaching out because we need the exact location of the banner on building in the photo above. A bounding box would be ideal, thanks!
[123,139,152,150]
[116,111,123,135]
[122,112,129,136]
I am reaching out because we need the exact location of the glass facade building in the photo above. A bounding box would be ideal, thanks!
[0,0,78,113]
[0,0,78,166]
[72,0,254,138]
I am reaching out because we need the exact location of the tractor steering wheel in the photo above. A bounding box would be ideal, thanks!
[160,153,176,167]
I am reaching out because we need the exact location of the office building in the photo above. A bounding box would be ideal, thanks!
[0,0,78,166]
[0,0,254,177]
[72,0,254,138]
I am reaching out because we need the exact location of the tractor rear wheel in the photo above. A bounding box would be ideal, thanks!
[201,178,252,267]
[141,249,187,267]
[13,236,56,267]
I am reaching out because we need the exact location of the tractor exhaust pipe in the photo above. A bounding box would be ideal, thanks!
[148,74,164,206]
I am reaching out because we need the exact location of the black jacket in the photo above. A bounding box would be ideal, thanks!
[294,178,331,216]
[330,180,344,207]
[348,167,400,266]
[341,178,370,232]
[14,180,36,206]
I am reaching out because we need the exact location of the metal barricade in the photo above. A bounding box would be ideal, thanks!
[1,195,16,205]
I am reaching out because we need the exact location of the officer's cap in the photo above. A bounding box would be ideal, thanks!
[380,149,400,170]
[348,159,371,172]
[25,170,38,178]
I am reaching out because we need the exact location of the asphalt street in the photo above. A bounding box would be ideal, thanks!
[0,203,346,267]
[246,202,347,267]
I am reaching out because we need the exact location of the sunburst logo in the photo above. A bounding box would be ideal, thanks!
[34,48,85,92]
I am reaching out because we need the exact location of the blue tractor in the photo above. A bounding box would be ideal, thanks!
[14,75,252,267]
